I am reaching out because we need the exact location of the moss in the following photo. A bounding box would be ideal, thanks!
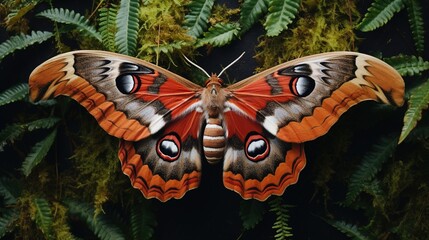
[255,0,360,70]
[209,4,240,25]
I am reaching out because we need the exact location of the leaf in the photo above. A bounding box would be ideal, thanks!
[130,200,157,240]
[0,208,19,238]
[0,83,28,106]
[0,31,53,61]
[184,0,215,38]
[37,8,101,42]
[65,199,126,240]
[239,0,269,33]
[0,177,21,205]
[32,198,54,240]
[99,6,118,52]
[115,0,140,56]
[405,0,424,53]
[326,220,370,240]
[21,129,57,177]
[399,79,429,143]
[0,124,25,151]
[357,0,405,32]
[384,55,429,76]
[25,117,61,131]
[197,22,240,47]
[264,0,300,37]
[240,200,266,230]
[345,135,398,205]
[268,197,293,240]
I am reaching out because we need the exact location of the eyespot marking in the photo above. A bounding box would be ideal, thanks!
[245,133,270,162]
[116,74,141,94]
[156,133,181,162]
[290,76,315,97]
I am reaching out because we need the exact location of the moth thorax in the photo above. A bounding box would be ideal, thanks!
[203,117,225,164]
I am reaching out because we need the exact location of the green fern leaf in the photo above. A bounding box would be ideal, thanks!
[130,200,157,240]
[0,83,28,107]
[0,178,21,205]
[197,22,240,47]
[0,208,19,238]
[65,199,126,240]
[384,55,429,76]
[21,129,57,177]
[184,0,215,38]
[405,0,424,53]
[403,125,429,142]
[357,0,405,32]
[326,220,370,240]
[264,0,300,37]
[32,198,54,240]
[25,117,61,131]
[345,135,398,205]
[240,200,266,230]
[0,31,53,61]
[239,0,269,33]
[0,124,26,151]
[399,79,429,143]
[269,197,293,240]
[99,6,118,52]
[115,0,140,56]
[37,8,101,42]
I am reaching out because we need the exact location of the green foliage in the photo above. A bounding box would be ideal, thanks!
[0,83,28,106]
[21,129,57,177]
[115,0,140,56]
[240,200,266,230]
[345,135,398,205]
[184,0,215,38]
[239,0,269,33]
[0,177,21,205]
[0,31,53,61]
[357,0,405,32]
[384,55,429,76]
[99,6,118,52]
[130,200,157,240]
[406,0,424,53]
[269,197,293,240]
[326,220,370,240]
[65,199,126,240]
[32,198,54,239]
[37,8,102,42]
[0,208,19,238]
[400,79,429,143]
[264,0,300,36]
[197,22,240,47]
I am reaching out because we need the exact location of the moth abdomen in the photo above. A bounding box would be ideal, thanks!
[203,118,225,164]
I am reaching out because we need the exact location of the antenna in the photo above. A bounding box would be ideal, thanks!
[182,55,210,78]
[218,52,245,77]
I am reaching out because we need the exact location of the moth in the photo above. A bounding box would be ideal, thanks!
[29,50,405,202]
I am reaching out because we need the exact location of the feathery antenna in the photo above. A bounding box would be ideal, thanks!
[182,54,210,78]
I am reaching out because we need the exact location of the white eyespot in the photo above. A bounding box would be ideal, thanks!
[116,74,137,94]
[247,140,266,153]
[160,140,178,155]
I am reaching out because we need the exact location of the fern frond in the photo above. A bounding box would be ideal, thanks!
[21,129,57,177]
[357,0,405,32]
[37,8,101,42]
[404,125,429,142]
[264,0,300,37]
[115,0,140,56]
[0,31,53,61]
[326,220,370,240]
[65,199,126,240]
[0,124,25,151]
[98,6,118,52]
[399,79,429,143]
[0,178,21,205]
[5,3,36,30]
[196,22,240,47]
[405,0,424,53]
[32,198,54,240]
[25,117,61,131]
[130,200,157,240]
[184,0,215,38]
[345,135,398,205]
[0,83,28,107]
[384,55,429,76]
[269,197,293,240]
[240,200,266,230]
[0,208,19,238]
[239,0,269,33]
